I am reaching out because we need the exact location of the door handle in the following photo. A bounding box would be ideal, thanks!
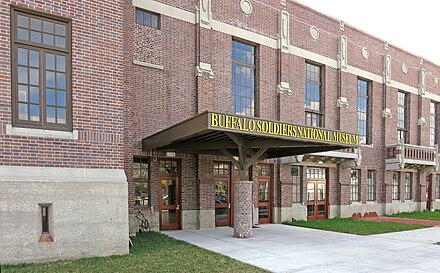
[228,203,231,209]
[176,204,180,210]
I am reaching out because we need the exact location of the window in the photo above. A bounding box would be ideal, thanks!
[232,40,256,117]
[357,79,370,144]
[436,175,440,199]
[305,63,323,127]
[213,162,230,176]
[135,8,160,29]
[392,172,400,200]
[292,167,301,203]
[350,170,360,201]
[367,170,376,201]
[12,8,71,130]
[404,173,412,200]
[397,92,408,143]
[133,157,150,206]
[430,102,437,147]
[159,159,178,174]
[41,205,50,233]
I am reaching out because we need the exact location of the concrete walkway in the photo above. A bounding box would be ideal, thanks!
[163,224,440,273]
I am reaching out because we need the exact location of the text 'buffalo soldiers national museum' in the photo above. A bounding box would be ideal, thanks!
[1,0,440,264]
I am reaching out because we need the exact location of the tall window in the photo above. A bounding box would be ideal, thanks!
[357,79,370,144]
[397,92,408,143]
[350,170,360,202]
[305,63,323,127]
[133,157,150,206]
[404,173,412,200]
[12,8,71,130]
[367,170,376,201]
[232,40,256,117]
[392,172,400,200]
[430,102,437,147]
[436,175,440,199]
[292,167,301,203]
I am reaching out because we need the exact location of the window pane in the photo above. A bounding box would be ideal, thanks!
[29,50,39,67]
[29,68,39,85]
[19,103,28,120]
[18,66,28,84]
[55,24,66,36]
[46,53,55,70]
[30,104,40,121]
[17,28,29,40]
[29,86,39,103]
[46,106,56,123]
[57,108,66,124]
[46,89,56,105]
[43,33,54,46]
[30,31,42,43]
[43,21,54,33]
[151,15,158,28]
[56,73,66,89]
[18,85,28,102]
[30,18,41,30]
[57,90,66,106]
[136,9,143,24]
[46,71,55,88]
[56,55,65,72]
[17,15,29,28]
[18,48,28,66]
[55,36,66,48]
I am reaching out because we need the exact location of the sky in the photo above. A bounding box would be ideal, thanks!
[296,0,440,65]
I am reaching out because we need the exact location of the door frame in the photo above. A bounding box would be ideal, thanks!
[427,174,433,211]
[306,168,328,221]
[158,159,181,230]
[256,163,273,224]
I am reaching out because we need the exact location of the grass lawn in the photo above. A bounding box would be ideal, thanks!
[1,232,267,273]
[283,218,427,235]
[386,210,440,221]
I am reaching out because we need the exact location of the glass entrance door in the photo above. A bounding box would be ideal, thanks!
[215,178,230,226]
[258,179,271,224]
[306,181,327,220]
[427,174,432,211]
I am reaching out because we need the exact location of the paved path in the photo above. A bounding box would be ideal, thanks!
[363,216,440,226]
[163,224,440,273]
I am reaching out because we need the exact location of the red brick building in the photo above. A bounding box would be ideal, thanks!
[125,0,440,235]
[2,0,440,264]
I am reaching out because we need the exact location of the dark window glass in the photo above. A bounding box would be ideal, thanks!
[405,173,412,200]
[12,9,70,130]
[41,205,49,233]
[133,157,150,206]
[305,63,322,127]
[135,8,160,29]
[351,170,360,201]
[392,172,400,200]
[436,175,440,200]
[430,102,437,147]
[367,170,376,201]
[397,92,408,143]
[232,40,256,117]
[306,168,326,179]
[357,79,370,144]
[213,162,230,176]
[159,160,178,174]
[292,167,301,203]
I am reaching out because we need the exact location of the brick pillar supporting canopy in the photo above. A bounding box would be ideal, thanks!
[234,180,253,238]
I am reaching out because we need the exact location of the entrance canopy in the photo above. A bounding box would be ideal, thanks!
[142,111,359,160]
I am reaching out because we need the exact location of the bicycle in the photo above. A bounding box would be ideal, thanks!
[134,210,151,233]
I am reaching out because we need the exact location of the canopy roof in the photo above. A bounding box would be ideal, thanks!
[142,111,359,159]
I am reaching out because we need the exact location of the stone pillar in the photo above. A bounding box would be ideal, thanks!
[234,181,253,238]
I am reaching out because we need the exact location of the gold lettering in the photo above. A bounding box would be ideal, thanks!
[249,119,256,132]
[257,120,262,132]
[211,113,218,127]
[231,116,237,129]
[262,121,269,133]
[274,123,280,135]
[236,117,243,130]
[225,115,231,129]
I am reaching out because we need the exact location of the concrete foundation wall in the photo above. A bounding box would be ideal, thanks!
[129,207,159,236]
[182,210,199,230]
[0,167,129,264]
[385,201,423,215]
[291,204,307,221]
[199,210,215,229]
[432,200,440,210]
[329,202,385,218]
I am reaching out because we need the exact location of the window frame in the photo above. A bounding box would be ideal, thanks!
[135,8,160,29]
[367,170,376,201]
[11,7,72,131]
[133,157,151,207]
[404,172,412,200]
[357,78,370,144]
[430,102,437,147]
[392,172,400,200]
[292,167,302,203]
[305,62,323,127]
[350,169,360,202]
[231,38,257,117]
[436,175,440,200]
[397,91,408,143]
